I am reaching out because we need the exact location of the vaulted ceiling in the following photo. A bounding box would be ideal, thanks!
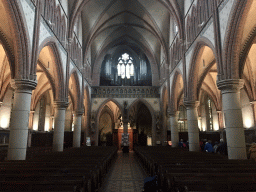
[68,0,183,82]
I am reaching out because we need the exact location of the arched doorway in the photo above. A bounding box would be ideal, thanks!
[98,105,114,146]
[129,101,153,146]
[96,100,128,149]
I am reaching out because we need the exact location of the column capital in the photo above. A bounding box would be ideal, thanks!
[216,110,222,114]
[54,101,69,109]
[30,111,35,114]
[11,79,37,91]
[217,79,244,93]
[168,110,179,117]
[73,109,84,116]
[184,101,200,108]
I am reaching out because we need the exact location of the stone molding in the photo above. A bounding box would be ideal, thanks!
[54,101,69,109]
[217,79,244,93]
[91,86,160,98]
[184,101,200,109]
[11,79,37,92]
[73,109,84,116]
[168,110,179,117]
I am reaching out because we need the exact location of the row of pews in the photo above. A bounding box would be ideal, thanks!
[135,146,256,192]
[0,147,53,161]
[0,146,117,192]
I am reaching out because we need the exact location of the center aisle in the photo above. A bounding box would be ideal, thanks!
[99,151,147,192]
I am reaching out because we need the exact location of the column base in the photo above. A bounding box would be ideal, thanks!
[7,148,26,160]
[53,144,63,152]
[228,147,247,159]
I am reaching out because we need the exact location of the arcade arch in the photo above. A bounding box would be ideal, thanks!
[170,71,184,147]
[96,100,122,148]
[0,42,12,130]
[129,99,155,146]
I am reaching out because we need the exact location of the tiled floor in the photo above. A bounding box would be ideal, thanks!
[99,151,147,192]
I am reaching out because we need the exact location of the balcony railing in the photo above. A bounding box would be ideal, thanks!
[91,86,160,98]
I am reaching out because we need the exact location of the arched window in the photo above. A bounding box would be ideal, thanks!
[126,64,130,79]
[117,53,134,79]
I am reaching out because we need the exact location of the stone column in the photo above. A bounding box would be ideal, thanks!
[184,101,200,152]
[250,101,256,129]
[28,111,35,130]
[217,79,247,159]
[123,119,128,134]
[53,101,68,152]
[7,79,37,160]
[73,110,83,148]
[169,111,179,147]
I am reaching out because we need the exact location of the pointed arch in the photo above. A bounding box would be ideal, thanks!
[96,98,123,119]
[170,69,184,113]
[1,0,32,79]
[38,38,65,101]
[222,0,249,79]
[69,69,82,111]
[187,38,217,101]
[128,98,155,118]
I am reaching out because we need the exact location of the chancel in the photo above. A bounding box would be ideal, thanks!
[0,0,256,191]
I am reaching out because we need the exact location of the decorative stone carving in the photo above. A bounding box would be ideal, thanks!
[54,101,69,109]
[11,79,37,92]
[217,79,244,93]
[184,101,200,109]
[73,109,84,116]
[91,86,160,98]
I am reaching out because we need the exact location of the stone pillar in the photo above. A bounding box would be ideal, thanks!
[123,119,128,134]
[217,79,247,159]
[7,79,37,160]
[53,101,68,152]
[73,110,83,148]
[250,101,256,129]
[169,111,179,147]
[184,101,200,152]
[28,111,35,130]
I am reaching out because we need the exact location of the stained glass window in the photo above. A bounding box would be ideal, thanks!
[126,64,130,79]
[117,53,134,79]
